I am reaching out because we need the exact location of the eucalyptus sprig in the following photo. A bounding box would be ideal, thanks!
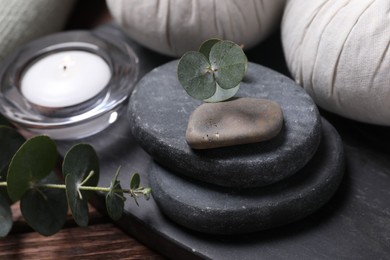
[177,39,248,102]
[0,125,151,237]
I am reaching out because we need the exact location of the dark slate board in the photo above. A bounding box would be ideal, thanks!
[57,23,390,259]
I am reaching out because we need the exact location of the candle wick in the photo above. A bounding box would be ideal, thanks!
[63,65,67,71]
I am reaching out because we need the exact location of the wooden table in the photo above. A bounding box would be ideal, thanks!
[0,203,163,259]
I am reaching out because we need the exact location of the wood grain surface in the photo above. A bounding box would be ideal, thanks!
[0,203,164,259]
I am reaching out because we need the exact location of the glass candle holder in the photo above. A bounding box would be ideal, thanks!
[0,30,139,139]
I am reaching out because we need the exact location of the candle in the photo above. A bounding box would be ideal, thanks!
[21,51,111,108]
[0,30,138,139]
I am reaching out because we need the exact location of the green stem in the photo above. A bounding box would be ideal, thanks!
[0,181,147,195]
[36,183,133,194]
[80,170,95,186]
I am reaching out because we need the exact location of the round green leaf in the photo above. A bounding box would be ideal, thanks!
[65,174,89,227]
[63,144,99,227]
[20,173,67,236]
[106,187,124,221]
[0,126,25,202]
[209,40,247,89]
[199,38,221,59]
[106,167,124,220]
[0,195,12,237]
[62,143,99,200]
[7,135,57,201]
[177,51,217,100]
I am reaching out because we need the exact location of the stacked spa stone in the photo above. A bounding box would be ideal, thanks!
[128,61,345,235]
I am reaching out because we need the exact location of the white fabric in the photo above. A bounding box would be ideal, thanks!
[282,0,390,126]
[0,0,75,61]
[107,0,286,57]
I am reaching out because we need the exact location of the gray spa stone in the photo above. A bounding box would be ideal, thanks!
[128,61,322,188]
[186,98,283,149]
[149,119,345,235]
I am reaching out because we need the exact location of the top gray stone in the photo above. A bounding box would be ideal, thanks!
[186,97,283,149]
[128,61,322,188]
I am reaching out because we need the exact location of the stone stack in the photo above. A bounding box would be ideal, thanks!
[128,61,345,235]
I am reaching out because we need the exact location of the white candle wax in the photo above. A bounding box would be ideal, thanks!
[21,51,111,107]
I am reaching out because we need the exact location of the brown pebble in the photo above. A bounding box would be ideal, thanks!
[186,97,283,149]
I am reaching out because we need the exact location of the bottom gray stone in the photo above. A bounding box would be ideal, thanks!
[149,118,344,235]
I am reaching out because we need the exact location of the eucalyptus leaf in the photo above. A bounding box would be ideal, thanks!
[65,174,89,227]
[7,135,57,201]
[130,173,142,206]
[106,167,124,220]
[62,143,99,200]
[0,195,12,237]
[20,173,67,236]
[199,38,221,59]
[177,51,217,100]
[62,144,99,227]
[203,83,240,103]
[130,173,140,190]
[209,40,247,89]
[0,126,25,202]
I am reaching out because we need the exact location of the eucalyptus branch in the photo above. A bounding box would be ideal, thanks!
[0,181,149,196]
[0,130,152,237]
[2,178,150,196]
[43,183,150,197]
